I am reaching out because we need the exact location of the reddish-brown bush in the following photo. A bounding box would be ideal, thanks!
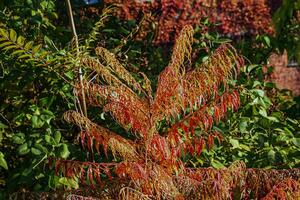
[99,0,274,43]
[51,26,300,199]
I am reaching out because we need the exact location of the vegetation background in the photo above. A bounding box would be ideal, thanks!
[0,0,299,199]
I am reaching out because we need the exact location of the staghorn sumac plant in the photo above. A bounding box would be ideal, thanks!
[53,26,300,199]
[54,25,243,199]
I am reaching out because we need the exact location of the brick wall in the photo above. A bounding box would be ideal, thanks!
[268,51,300,96]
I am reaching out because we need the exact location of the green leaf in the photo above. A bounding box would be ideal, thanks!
[31,147,42,155]
[12,133,26,144]
[252,89,265,97]
[17,36,25,45]
[266,116,279,122]
[239,121,248,133]
[259,107,268,117]
[12,49,25,56]
[58,177,69,185]
[18,54,32,59]
[32,44,42,53]
[0,29,8,37]
[211,160,225,169]
[292,138,300,147]
[31,115,44,128]
[17,143,30,155]
[0,122,8,129]
[54,131,61,143]
[34,143,48,153]
[267,149,276,161]
[45,135,51,143]
[239,144,250,151]
[253,81,261,87]
[67,178,79,189]
[263,36,271,47]
[58,177,79,189]
[100,112,106,120]
[202,56,209,62]
[3,45,17,51]
[246,65,260,73]
[229,138,239,149]
[0,41,13,48]
[60,144,70,159]
[64,71,74,80]
[0,152,8,170]
[24,41,34,50]
[9,29,17,42]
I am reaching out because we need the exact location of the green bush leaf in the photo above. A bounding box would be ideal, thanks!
[211,160,225,169]
[0,152,8,170]
[17,36,25,45]
[31,147,42,155]
[54,131,61,143]
[17,143,30,155]
[229,138,239,149]
[24,41,34,50]
[268,150,276,161]
[31,115,44,128]
[60,144,70,159]
[9,29,17,42]
[259,107,268,117]
[292,138,300,147]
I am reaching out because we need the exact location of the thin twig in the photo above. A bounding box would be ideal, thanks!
[66,0,88,117]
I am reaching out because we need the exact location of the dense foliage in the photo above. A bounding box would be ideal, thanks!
[101,0,274,43]
[0,0,299,199]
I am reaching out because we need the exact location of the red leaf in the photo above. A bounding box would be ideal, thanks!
[81,169,86,187]
[214,106,220,122]
[80,131,85,148]
[104,167,112,180]
[116,162,127,177]
[88,166,95,189]
[66,163,74,177]
[55,159,61,175]
[93,167,102,187]
[195,139,205,155]
[206,114,213,130]
[207,134,214,150]
[182,124,189,135]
